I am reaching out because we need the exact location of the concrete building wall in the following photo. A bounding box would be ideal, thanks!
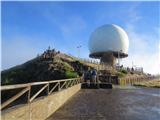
[100,52,116,66]
[1,84,81,120]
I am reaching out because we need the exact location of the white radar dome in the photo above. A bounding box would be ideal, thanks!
[89,24,129,55]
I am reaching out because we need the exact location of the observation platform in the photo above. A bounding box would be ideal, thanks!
[47,88,160,120]
[1,77,159,120]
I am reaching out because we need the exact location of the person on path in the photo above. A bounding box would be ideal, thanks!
[91,69,97,84]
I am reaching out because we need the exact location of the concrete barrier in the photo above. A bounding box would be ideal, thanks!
[1,84,81,120]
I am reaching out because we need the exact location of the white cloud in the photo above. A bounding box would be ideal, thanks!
[122,53,160,75]
[121,24,160,75]
[117,3,160,75]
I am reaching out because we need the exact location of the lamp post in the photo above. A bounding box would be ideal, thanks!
[77,45,81,58]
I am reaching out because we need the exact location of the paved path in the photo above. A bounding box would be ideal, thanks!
[47,87,160,120]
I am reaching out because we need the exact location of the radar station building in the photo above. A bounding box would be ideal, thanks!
[88,24,129,67]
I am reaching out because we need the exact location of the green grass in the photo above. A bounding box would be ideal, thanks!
[65,71,79,78]
[115,72,125,78]
[119,69,128,74]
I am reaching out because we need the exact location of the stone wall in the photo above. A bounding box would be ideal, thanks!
[1,84,81,120]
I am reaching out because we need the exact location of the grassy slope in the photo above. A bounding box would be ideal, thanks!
[2,50,148,85]
[1,53,92,85]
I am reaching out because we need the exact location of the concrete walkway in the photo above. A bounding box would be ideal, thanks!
[47,88,160,120]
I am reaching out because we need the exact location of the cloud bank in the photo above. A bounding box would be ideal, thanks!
[121,24,160,75]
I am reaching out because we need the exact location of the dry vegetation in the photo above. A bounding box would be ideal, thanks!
[134,79,160,88]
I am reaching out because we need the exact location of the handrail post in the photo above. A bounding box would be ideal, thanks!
[47,83,49,95]
[71,80,74,86]
[76,79,78,84]
[58,82,60,91]
[66,80,70,88]
[65,81,68,88]
[28,85,31,103]
[72,80,75,86]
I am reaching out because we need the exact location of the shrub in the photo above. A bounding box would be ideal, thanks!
[122,69,127,74]
[65,71,79,78]
[115,72,125,78]
[54,60,74,71]
[119,69,128,74]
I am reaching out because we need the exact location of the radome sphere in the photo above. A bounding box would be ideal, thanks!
[89,24,129,56]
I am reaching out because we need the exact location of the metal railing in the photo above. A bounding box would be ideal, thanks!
[67,54,100,65]
[1,78,81,110]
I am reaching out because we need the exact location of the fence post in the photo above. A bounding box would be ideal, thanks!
[28,85,31,103]
[47,83,49,95]
[58,82,60,91]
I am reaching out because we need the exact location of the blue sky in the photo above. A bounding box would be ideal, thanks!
[2,1,160,74]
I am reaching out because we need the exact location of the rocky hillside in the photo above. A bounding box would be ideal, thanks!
[1,48,92,85]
